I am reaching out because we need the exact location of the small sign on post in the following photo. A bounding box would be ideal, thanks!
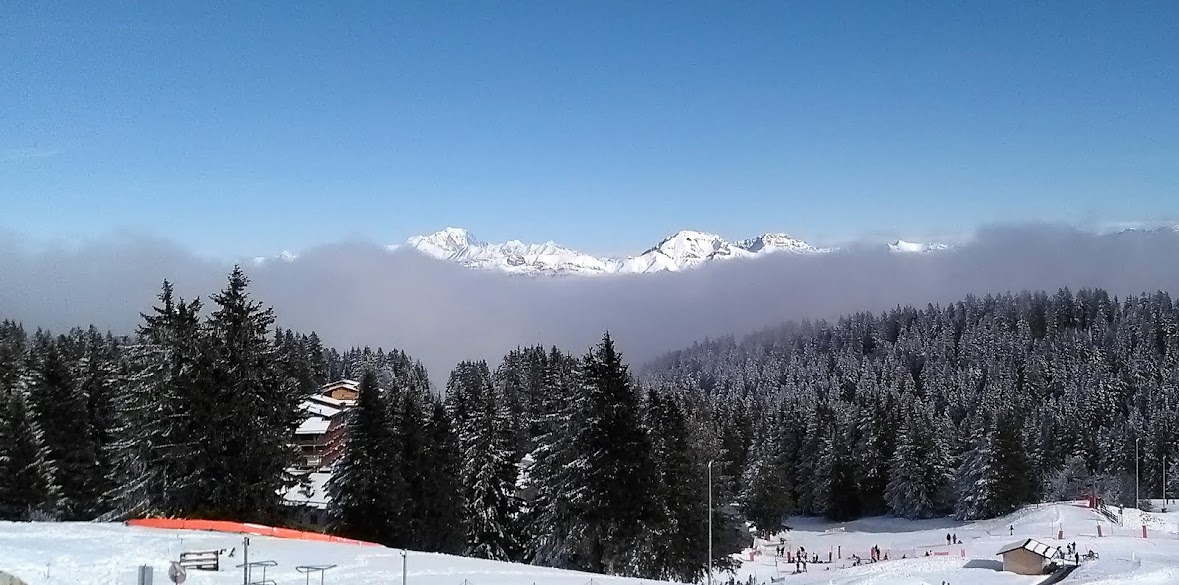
[168,562,187,584]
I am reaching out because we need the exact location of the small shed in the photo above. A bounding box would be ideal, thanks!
[996,538,1060,575]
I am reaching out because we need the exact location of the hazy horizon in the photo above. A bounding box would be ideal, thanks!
[4,222,1179,382]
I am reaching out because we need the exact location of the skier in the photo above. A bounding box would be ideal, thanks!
[946,533,951,545]
[1009,525,1014,535]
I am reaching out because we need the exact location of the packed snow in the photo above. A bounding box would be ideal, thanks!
[0,522,677,585]
[3,501,1179,584]
[727,501,1179,585]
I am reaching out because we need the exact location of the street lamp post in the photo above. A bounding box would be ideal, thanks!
[707,460,713,585]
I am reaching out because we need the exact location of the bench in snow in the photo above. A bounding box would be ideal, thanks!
[179,550,220,571]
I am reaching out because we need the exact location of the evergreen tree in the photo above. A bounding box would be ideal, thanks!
[460,384,519,560]
[326,369,401,543]
[202,266,303,520]
[814,408,861,521]
[448,360,521,560]
[566,333,656,575]
[74,327,119,518]
[419,399,465,554]
[0,389,59,520]
[105,282,202,517]
[739,421,792,532]
[525,349,581,568]
[886,404,953,518]
[388,381,429,549]
[1046,455,1091,502]
[645,391,712,582]
[25,333,90,518]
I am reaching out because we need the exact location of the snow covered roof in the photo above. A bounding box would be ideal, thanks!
[320,379,359,390]
[307,394,351,408]
[295,417,331,435]
[997,538,1059,559]
[282,471,331,509]
[299,400,342,418]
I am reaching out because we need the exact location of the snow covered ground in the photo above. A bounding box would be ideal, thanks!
[2,501,1179,585]
[0,522,677,585]
[729,501,1179,585]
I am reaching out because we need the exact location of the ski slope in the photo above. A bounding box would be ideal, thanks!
[2,502,1179,584]
[730,501,1179,585]
[0,522,677,585]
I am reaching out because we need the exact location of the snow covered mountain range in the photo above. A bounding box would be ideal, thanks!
[253,227,951,275]
[251,223,1179,275]
[384,227,945,275]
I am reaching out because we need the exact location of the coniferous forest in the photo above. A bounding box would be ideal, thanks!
[2,269,1179,583]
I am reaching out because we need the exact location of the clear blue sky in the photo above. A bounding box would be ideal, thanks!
[3,1,1177,258]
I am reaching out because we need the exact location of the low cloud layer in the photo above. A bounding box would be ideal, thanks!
[3,224,1179,382]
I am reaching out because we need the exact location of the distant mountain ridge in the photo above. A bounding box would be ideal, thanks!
[247,223,1179,275]
[386,227,943,275]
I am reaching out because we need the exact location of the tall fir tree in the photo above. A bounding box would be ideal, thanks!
[460,381,520,561]
[326,369,401,543]
[525,349,581,568]
[644,390,712,582]
[419,399,466,554]
[566,333,656,575]
[106,281,205,517]
[388,381,429,549]
[202,266,303,520]
[25,333,90,518]
[0,389,60,520]
[885,403,954,518]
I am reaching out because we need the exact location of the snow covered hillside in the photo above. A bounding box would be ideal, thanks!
[4,502,1179,585]
[0,521,678,585]
[729,501,1179,585]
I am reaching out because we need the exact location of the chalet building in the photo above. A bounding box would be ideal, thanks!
[996,538,1061,575]
[319,379,360,402]
[290,381,358,471]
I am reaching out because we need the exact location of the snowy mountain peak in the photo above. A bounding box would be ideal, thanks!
[405,227,484,260]
[250,250,299,266]
[736,232,825,254]
[888,240,950,254]
[645,230,735,260]
[382,227,948,276]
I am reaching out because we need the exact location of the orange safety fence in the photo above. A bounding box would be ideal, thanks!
[125,518,383,547]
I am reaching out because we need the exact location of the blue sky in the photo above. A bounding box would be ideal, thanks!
[3,1,1177,258]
